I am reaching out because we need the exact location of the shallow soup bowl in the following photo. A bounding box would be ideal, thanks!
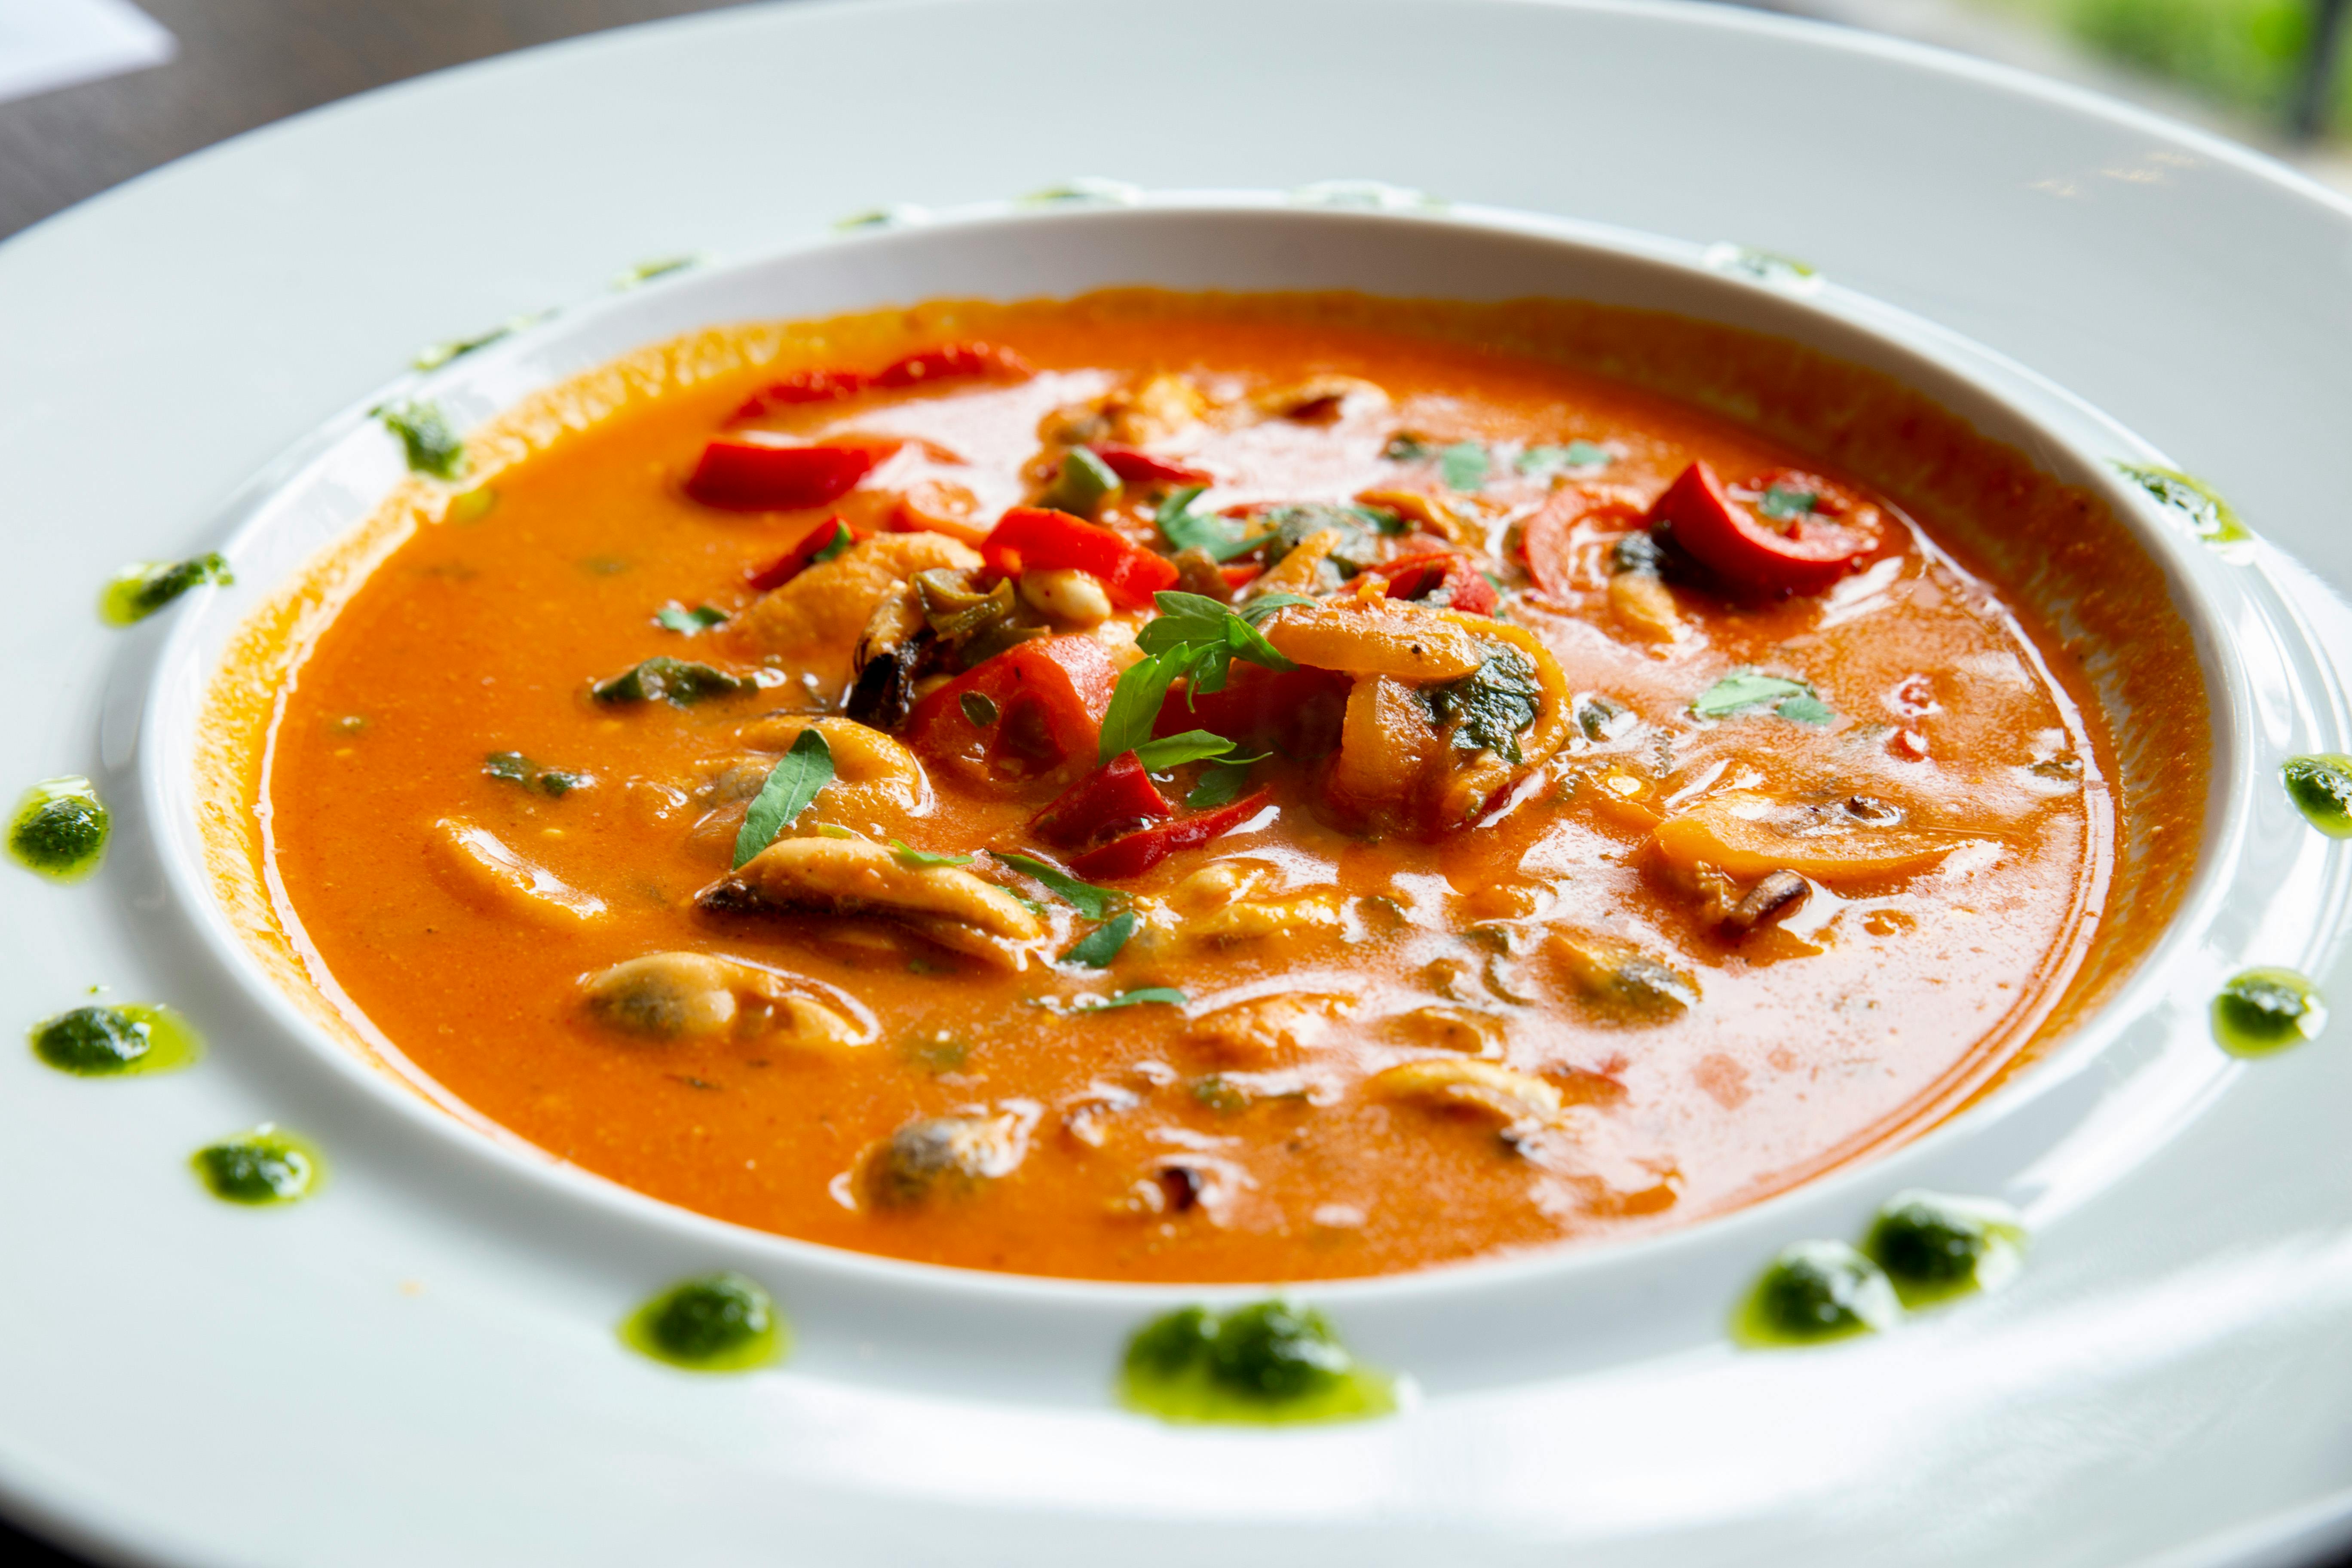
[135,194,2344,1401]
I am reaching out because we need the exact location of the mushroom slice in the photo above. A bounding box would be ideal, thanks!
[1650,790,1970,884]
[855,1111,1030,1209]
[579,952,864,1045]
[427,819,605,925]
[697,835,1043,967]
[1369,1059,1565,1127]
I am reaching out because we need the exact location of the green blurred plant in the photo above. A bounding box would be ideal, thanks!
[1983,0,2348,135]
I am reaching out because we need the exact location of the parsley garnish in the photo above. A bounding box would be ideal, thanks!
[733,729,834,867]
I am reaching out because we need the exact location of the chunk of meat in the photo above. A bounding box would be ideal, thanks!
[855,1111,1030,1208]
[428,819,605,925]
[696,835,1044,967]
[579,951,865,1045]
[1649,790,1971,884]
[1185,992,1355,1067]
[732,532,982,683]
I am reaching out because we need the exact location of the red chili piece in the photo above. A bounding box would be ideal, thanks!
[1370,550,1499,616]
[980,506,1179,609]
[745,517,863,591]
[1031,753,1175,849]
[873,341,1033,388]
[686,437,903,511]
[1646,460,1869,597]
[1158,665,1350,757]
[1087,444,1213,486]
[1069,788,1274,882]
[903,635,1121,784]
[731,368,871,421]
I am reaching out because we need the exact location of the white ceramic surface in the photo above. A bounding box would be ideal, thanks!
[6,4,2352,1566]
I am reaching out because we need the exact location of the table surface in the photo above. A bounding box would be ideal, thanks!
[3,4,2347,1566]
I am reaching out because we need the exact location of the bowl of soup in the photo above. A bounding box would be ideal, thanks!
[149,197,2285,1342]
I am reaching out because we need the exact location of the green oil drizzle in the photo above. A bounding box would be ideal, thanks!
[192,1125,324,1205]
[1119,1301,1395,1425]
[2282,755,2352,837]
[1859,1190,2027,1309]
[621,1272,787,1372]
[99,553,233,625]
[1733,1240,1899,1348]
[2212,967,2327,1057]
[2113,462,2250,544]
[376,400,467,480]
[9,777,108,881]
[29,1002,202,1077]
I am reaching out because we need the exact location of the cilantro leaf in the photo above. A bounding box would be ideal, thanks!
[1439,441,1490,491]
[1156,485,1271,562]
[654,602,728,634]
[1061,910,1139,968]
[989,851,1129,921]
[732,728,834,867]
[889,839,976,868]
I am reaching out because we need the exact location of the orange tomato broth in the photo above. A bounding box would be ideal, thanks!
[209,291,2205,1282]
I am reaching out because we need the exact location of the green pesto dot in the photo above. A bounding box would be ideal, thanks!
[99,553,234,625]
[376,400,467,480]
[2212,967,2326,1057]
[1118,1300,1394,1425]
[1860,1190,2027,1308]
[9,777,108,881]
[2282,756,2352,838]
[192,1127,323,1205]
[30,1003,202,1077]
[1734,1240,1899,1348]
[620,1272,786,1372]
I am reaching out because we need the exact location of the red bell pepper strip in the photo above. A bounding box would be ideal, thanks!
[1030,753,1174,849]
[1069,788,1274,882]
[873,341,1033,388]
[746,516,862,591]
[980,506,1179,609]
[1646,460,1869,597]
[1088,444,1213,486]
[731,368,871,420]
[1369,550,1500,616]
[903,635,1120,784]
[686,437,903,511]
[1154,664,1350,758]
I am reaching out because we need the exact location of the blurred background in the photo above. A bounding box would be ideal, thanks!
[0,0,2346,243]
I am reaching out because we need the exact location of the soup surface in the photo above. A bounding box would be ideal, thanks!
[252,293,2145,1281]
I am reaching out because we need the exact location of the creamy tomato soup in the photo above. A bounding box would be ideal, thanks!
[215,291,2203,1281]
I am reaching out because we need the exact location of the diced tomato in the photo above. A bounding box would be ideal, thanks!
[731,368,870,420]
[1069,789,1274,881]
[1031,753,1174,849]
[903,635,1120,784]
[1220,563,1262,591]
[873,341,1033,388]
[1157,664,1349,759]
[980,506,1179,609]
[1087,444,1213,486]
[746,516,862,591]
[1368,550,1499,616]
[686,437,903,511]
[1646,460,1870,597]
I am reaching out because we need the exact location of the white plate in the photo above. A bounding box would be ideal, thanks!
[5,4,2352,1565]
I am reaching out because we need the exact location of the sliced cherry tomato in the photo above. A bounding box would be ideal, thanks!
[731,368,870,420]
[903,635,1120,784]
[1156,664,1349,759]
[1069,788,1274,882]
[1367,549,1499,616]
[980,506,1179,609]
[745,516,862,591]
[686,437,902,511]
[1087,444,1213,486]
[1646,460,1870,597]
[1031,753,1174,849]
[873,341,1033,388]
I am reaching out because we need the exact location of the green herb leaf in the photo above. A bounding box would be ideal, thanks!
[1185,760,1256,809]
[808,520,857,565]
[1091,986,1186,1011]
[1382,433,1433,461]
[1040,446,1123,516]
[1438,441,1490,491]
[1106,594,1306,759]
[483,750,594,798]
[1157,485,1271,562]
[1061,910,1139,968]
[1099,647,1189,764]
[654,602,728,635]
[1692,670,1836,724]
[592,656,753,707]
[889,839,976,868]
[1757,485,1819,521]
[1131,730,1237,770]
[376,401,467,480]
[989,851,1128,921]
[1422,645,1542,763]
[1516,441,1614,475]
[732,729,834,867]
[1774,693,1836,726]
